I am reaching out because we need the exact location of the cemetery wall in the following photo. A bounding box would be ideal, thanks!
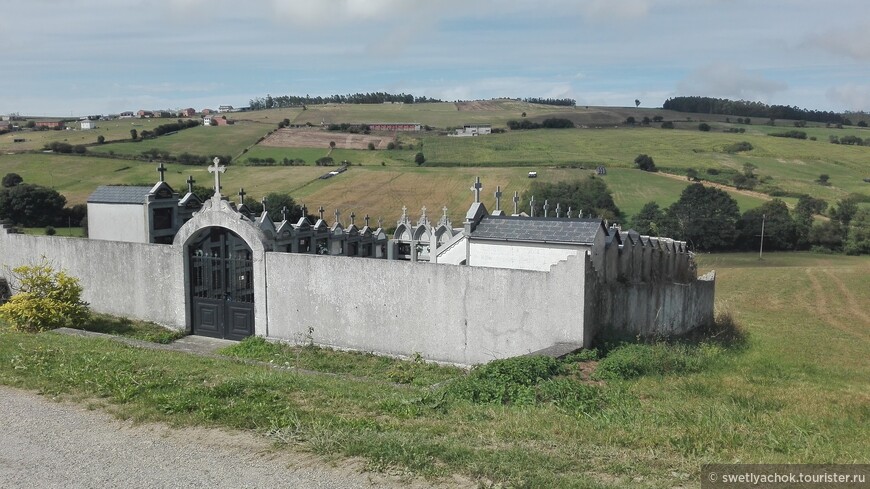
[0,229,185,327]
[264,250,590,365]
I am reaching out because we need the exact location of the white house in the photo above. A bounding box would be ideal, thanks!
[80,120,96,130]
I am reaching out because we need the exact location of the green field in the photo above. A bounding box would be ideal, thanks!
[1,252,867,488]
[1,102,868,222]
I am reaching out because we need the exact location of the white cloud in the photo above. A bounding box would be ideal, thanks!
[801,22,870,61]
[677,63,787,101]
[579,0,651,21]
[826,84,870,111]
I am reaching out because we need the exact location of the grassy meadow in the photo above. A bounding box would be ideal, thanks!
[0,252,867,488]
[1,101,868,222]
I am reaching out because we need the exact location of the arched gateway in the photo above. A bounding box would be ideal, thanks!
[173,162,270,340]
[187,227,254,340]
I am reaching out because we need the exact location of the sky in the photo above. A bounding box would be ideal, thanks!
[2,0,869,116]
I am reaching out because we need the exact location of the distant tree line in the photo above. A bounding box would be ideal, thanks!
[663,96,846,124]
[507,118,575,130]
[631,186,870,255]
[139,148,232,166]
[522,97,576,107]
[147,119,200,138]
[249,92,443,110]
[244,157,306,166]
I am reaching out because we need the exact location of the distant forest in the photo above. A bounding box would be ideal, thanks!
[663,96,846,124]
[522,97,576,107]
[248,92,443,109]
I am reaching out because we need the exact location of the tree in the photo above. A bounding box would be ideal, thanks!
[96,135,105,144]
[414,152,426,165]
[735,199,798,251]
[858,120,868,127]
[329,141,336,150]
[664,184,740,251]
[698,122,711,131]
[635,99,641,108]
[642,116,651,125]
[522,177,623,221]
[130,129,138,140]
[243,192,305,221]
[521,112,527,118]
[652,115,664,122]
[367,142,375,150]
[830,198,858,227]
[634,154,657,172]
[685,168,699,181]
[817,174,830,185]
[844,208,870,255]
[631,202,665,235]
[660,121,675,129]
[2,173,23,188]
[0,184,67,227]
[625,116,636,125]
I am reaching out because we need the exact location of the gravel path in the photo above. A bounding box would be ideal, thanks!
[0,386,456,489]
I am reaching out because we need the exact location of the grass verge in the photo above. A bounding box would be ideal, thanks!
[0,252,867,487]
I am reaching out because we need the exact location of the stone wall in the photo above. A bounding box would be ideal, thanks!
[264,251,589,365]
[0,228,185,327]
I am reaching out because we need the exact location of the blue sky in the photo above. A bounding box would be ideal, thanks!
[3,0,869,116]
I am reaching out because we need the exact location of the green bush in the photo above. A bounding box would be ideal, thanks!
[723,141,753,153]
[0,260,89,332]
[447,355,561,405]
[593,343,723,381]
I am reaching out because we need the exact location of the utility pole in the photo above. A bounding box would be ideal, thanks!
[758,214,766,259]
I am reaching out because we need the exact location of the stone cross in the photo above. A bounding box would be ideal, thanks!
[334,208,340,225]
[543,199,550,217]
[378,217,384,228]
[494,186,502,211]
[281,206,289,221]
[567,207,573,219]
[186,175,195,194]
[208,157,226,195]
[471,177,482,203]
[301,204,307,217]
[442,206,449,222]
[261,196,267,210]
[512,191,519,215]
[556,203,562,218]
[156,162,167,182]
[318,206,325,220]
[420,206,427,221]
[529,195,536,217]
[350,212,356,226]
[237,188,246,206]
[364,214,370,227]
[401,205,408,221]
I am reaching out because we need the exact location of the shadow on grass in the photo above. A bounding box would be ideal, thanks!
[70,313,185,344]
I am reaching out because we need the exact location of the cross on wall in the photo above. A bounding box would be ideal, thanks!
[207,157,226,195]
[156,163,167,182]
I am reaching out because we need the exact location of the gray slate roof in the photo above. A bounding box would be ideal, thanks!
[88,186,152,204]
[472,216,604,244]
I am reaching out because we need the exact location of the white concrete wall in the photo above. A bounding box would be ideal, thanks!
[264,251,588,365]
[0,230,185,328]
[88,203,148,243]
[469,240,586,271]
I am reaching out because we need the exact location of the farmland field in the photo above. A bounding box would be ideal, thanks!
[1,101,868,222]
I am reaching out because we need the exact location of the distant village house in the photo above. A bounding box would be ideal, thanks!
[368,122,421,132]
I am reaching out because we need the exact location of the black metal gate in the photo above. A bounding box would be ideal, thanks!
[189,228,254,340]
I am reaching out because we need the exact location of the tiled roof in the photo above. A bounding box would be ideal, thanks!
[88,186,152,204]
[472,215,603,244]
